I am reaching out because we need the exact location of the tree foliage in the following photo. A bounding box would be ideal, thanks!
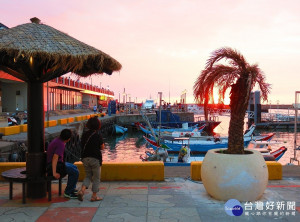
[193,47,270,154]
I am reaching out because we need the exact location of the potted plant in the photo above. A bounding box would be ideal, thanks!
[193,47,270,201]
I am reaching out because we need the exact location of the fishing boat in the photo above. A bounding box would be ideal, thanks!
[150,110,221,134]
[142,135,287,165]
[144,124,276,153]
[153,136,251,152]
[141,137,204,166]
[143,136,162,150]
[251,132,275,142]
[136,122,205,137]
[247,140,288,161]
[114,124,128,134]
[153,125,257,152]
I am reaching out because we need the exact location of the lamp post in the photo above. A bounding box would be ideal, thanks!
[128,94,131,114]
[277,100,279,122]
[158,92,162,138]
[269,100,272,121]
[290,91,300,164]
[47,81,49,122]
[181,89,187,112]
[122,88,126,113]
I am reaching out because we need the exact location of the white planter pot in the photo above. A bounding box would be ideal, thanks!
[201,148,268,201]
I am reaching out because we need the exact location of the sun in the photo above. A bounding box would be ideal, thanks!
[213,89,230,105]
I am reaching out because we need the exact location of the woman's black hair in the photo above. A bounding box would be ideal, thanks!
[60,129,72,141]
[86,116,101,130]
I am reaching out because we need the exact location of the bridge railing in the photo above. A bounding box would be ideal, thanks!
[261,112,296,122]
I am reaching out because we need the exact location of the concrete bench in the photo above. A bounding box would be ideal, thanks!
[99,162,164,181]
[1,167,62,204]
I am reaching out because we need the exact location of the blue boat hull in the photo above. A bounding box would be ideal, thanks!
[158,141,250,152]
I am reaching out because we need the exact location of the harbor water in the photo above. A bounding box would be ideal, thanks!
[101,115,300,165]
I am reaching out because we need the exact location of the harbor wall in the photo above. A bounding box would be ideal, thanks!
[115,112,194,127]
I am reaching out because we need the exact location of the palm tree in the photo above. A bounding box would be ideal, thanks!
[194,47,270,154]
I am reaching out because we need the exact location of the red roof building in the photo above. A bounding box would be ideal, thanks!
[0,71,114,113]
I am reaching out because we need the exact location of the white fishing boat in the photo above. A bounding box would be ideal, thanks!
[247,140,288,161]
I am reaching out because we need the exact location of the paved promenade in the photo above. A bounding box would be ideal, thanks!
[0,176,299,221]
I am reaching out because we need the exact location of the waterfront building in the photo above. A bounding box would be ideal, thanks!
[0,70,114,113]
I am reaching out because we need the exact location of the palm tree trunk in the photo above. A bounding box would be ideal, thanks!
[227,77,251,154]
[227,109,246,154]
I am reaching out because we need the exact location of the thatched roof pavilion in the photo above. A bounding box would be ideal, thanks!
[0,18,121,198]
[0,18,121,82]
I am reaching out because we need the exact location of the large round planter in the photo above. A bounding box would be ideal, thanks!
[201,148,268,201]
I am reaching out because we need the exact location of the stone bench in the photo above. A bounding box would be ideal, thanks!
[1,162,165,182]
[1,167,62,204]
[98,162,164,181]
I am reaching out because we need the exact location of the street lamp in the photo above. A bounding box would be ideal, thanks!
[158,92,163,138]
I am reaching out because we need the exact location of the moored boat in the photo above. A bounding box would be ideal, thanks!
[150,125,257,152]
[247,140,288,161]
[114,124,128,134]
[136,122,205,137]
[150,110,221,134]
[141,137,204,166]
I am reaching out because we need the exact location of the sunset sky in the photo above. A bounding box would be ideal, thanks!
[1,0,300,105]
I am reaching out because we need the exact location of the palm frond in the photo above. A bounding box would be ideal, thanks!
[194,47,271,154]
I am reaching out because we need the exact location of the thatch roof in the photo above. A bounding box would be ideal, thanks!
[0,18,121,82]
[0,23,8,30]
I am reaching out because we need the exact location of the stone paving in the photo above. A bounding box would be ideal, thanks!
[0,176,299,222]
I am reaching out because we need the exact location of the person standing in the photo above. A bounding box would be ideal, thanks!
[93,105,97,113]
[77,116,104,201]
[46,129,79,198]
